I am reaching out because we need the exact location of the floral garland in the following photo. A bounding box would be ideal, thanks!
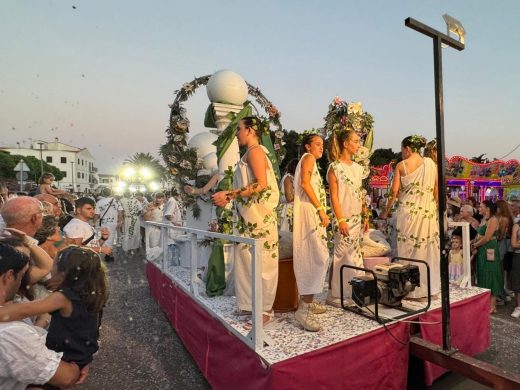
[323,96,374,178]
[160,75,286,189]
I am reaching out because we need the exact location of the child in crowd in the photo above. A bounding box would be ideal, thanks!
[0,246,109,369]
[449,234,464,282]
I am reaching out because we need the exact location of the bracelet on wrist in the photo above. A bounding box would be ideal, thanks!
[315,205,325,212]
[337,217,346,224]
[24,236,39,248]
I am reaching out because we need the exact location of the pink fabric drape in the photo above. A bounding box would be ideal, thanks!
[419,291,490,386]
[147,262,410,389]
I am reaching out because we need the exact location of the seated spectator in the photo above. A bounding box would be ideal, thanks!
[453,204,479,241]
[38,173,71,200]
[1,197,54,286]
[63,197,112,256]
[0,245,109,372]
[35,194,63,219]
[0,241,85,389]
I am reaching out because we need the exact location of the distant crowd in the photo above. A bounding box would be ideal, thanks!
[0,174,182,389]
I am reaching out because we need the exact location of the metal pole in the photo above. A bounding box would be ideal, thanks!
[433,36,452,352]
[38,142,44,178]
[405,17,464,353]
[70,161,75,194]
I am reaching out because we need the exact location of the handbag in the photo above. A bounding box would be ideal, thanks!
[486,248,495,261]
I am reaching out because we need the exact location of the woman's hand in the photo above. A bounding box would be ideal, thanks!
[363,219,370,233]
[212,191,231,207]
[319,210,330,228]
[184,185,195,195]
[338,221,349,236]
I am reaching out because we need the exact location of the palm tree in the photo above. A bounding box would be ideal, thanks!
[124,152,167,179]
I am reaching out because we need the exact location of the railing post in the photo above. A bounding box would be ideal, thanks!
[251,239,263,351]
[190,233,198,295]
[161,225,168,271]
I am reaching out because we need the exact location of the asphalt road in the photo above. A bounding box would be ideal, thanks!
[80,250,520,389]
[79,249,210,390]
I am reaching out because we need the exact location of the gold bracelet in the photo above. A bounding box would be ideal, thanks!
[316,205,325,212]
[337,217,346,224]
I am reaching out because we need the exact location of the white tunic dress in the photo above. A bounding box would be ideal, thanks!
[293,153,329,295]
[396,157,440,298]
[328,160,365,300]
[233,146,280,312]
[120,197,143,252]
[278,173,294,232]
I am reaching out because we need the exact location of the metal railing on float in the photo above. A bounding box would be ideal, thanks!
[447,221,472,288]
[144,221,267,352]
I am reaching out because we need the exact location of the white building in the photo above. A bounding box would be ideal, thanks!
[98,173,118,190]
[1,138,99,193]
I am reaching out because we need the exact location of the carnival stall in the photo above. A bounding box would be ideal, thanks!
[446,156,520,201]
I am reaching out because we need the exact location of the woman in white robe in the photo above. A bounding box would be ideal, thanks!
[120,192,143,254]
[278,159,298,232]
[381,135,440,299]
[293,134,330,332]
[212,117,280,325]
[326,130,368,307]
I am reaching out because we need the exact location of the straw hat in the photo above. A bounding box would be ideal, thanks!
[447,196,462,208]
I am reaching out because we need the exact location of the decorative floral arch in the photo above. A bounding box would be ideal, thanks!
[160,75,285,184]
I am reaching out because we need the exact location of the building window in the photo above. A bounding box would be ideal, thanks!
[61,157,67,163]
[77,172,81,179]
[82,173,85,179]
[46,156,52,163]
[62,172,67,178]
[77,158,80,165]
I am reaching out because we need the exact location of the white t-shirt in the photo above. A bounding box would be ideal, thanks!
[163,197,182,225]
[0,321,62,390]
[63,218,99,247]
[163,197,183,240]
[95,196,123,226]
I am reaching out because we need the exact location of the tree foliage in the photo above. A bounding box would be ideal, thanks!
[370,148,401,167]
[0,152,65,182]
[124,152,168,179]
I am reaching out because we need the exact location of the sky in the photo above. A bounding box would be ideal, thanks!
[1,0,519,175]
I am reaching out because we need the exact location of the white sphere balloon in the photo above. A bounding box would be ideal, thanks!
[206,70,248,106]
[188,132,217,158]
[202,152,218,172]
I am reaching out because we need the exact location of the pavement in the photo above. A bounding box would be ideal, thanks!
[80,250,520,389]
[79,249,210,390]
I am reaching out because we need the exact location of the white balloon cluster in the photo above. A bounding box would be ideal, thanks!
[187,132,218,175]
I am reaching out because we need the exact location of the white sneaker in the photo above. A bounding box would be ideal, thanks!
[295,300,321,332]
[505,295,512,302]
[511,307,520,319]
[326,293,355,308]
[496,298,506,306]
[309,301,327,314]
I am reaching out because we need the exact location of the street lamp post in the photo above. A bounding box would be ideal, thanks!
[36,142,44,179]
[70,161,75,194]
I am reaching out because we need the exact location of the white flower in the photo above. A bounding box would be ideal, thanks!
[275,130,284,139]
[355,146,370,161]
[180,160,191,169]
[351,117,363,131]
[347,102,363,115]
[174,135,184,142]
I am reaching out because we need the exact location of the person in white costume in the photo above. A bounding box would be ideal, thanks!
[278,159,298,232]
[326,130,369,307]
[120,192,143,255]
[381,135,440,299]
[293,134,330,332]
[212,116,280,326]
